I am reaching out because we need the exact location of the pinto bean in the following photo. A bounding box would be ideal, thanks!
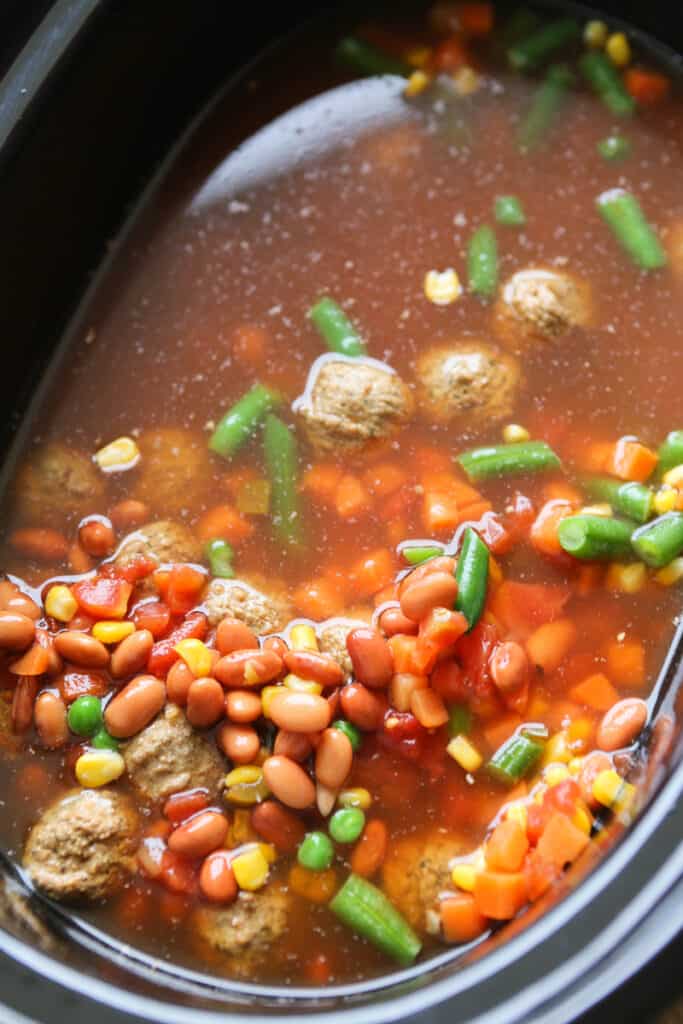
[262,755,315,809]
[0,612,35,652]
[165,659,195,706]
[78,516,116,557]
[11,676,37,733]
[263,635,288,660]
[55,631,110,669]
[225,689,262,724]
[269,691,331,733]
[3,592,41,621]
[214,649,283,688]
[399,572,458,623]
[110,629,154,678]
[273,729,312,763]
[68,541,93,575]
[9,528,69,563]
[216,722,260,764]
[168,810,229,859]
[578,751,612,808]
[104,675,166,738]
[315,727,353,789]
[378,605,419,637]
[346,628,393,689]
[340,682,386,731]
[398,556,456,596]
[283,650,344,688]
[596,698,648,752]
[215,617,259,655]
[489,641,528,694]
[251,800,306,853]
[34,691,69,748]
[186,677,225,728]
[110,499,151,531]
[199,850,237,903]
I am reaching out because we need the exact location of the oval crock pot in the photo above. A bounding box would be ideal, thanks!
[0,2,682,1022]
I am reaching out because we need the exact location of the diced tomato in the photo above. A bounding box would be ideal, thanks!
[103,554,156,584]
[132,599,172,639]
[379,710,427,762]
[72,575,132,620]
[415,609,468,674]
[147,612,209,676]
[475,512,514,556]
[156,564,207,616]
[431,659,468,702]
[490,581,571,638]
[545,778,581,817]
[159,849,198,894]
[456,621,499,698]
[504,493,536,540]
[58,668,109,703]
[163,788,210,824]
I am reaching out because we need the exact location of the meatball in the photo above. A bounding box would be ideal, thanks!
[23,789,138,901]
[131,428,213,517]
[295,355,413,455]
[115,520,201,568]
[12,442,105,527]
[382,829,465,932]
[494,267,593,352]
[193,885,289,975]
[317,613,372,678]
[415,340,520,425]
[204,576,293,634]
[123,704,225,803]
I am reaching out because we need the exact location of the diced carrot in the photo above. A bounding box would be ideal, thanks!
[485,819,529,873]
[288,864,338,903]
[608,438,658,483]
[536,811,590,870]
[421,472,481,506]
[578,441,615,474]
[473,870,527,920]
[490,581,570,638]
[232,324,268,368]
[386,516,408,547]
[221,467,259,499]
[458,500,494,524]
[388,634,422,675]
[9,643,50,676]
[350,819,388,878]
[624,67,670,105]
[292,578,345,620]
[415,609,468,673]
[410,686,449,729]
[363,462,408,498]
[440,893,488,944]
[456,2,494,36]
[524,848,560,901]
[423,489,461,533]
[568,672,619,712]
[530,499,576,561]
[576,564,604,596]
[335,474,371,519]
[482,714,521,752]
[301,463,343,502]
[605,639,646,689]
[542,480,583,505]
[72,576,132,620]
[196,504,254,545]
[525,618,577,675]
[351,548,395,599]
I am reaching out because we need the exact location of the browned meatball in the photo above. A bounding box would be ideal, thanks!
[204,576,293,634]
[12,442,105,527]
[123,704,225,803]
[295,356,412,455]
[415,340,520,425]
[494,267,593,352]
[131,427,213,517]
[23,789,138,901]
[382,829,465,933]
[193,885,289,976]
[115,519,202,568]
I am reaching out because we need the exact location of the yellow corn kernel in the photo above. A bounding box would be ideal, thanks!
[261,685,282,718]
[592,768,634,814]
[541,731,571,766]
[447,735,483,773]
[290,624,318,651]
[225,765,261,786]
[452,66,481,96]
[224,765,269,806]
[606,562,646,594]
[174,638,213,678]
[572,804,593,836]
[543,763,571,788]
[451,862,478,892]
[75,749,125,788]
[44,584,78,623]
[568,757,584,775]
[662,465,683,488]
[424,268,462,306]
[584,19,608,48]
[580,503,613,518]
[404,69,431,97]
[229,809,257,846]
[606,31,631,68]
[505,802,528,831]
[567,716,593,752]
[655,556,683,586]
[283,673,322,696]
[259,843,277,865]
[405,46,432,69]
[338,787,372,811]
[232,846,269,891]
[502,423,530,444]
[653,486,677,515]
[92,620,135,644]
[93,436,140,472]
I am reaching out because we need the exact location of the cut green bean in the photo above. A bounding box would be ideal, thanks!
[400,544,444,566]
[447,705,472,738]
[455,527,489,631]
[517,64,574,152]
[597,135,632,161]
[209,384,281,459]
[583,477,653,524]
[205,539,235,579]
[467,225,498,299]
[596,189,667,271]
[631,513,683,568]
[508,18,580,71]
[310,297,367,357]
[457,441,561,481]
[336,36,411,78]
[330,874,421,965]
[488,733,545,785]
[658,431,683,473]
[494,195,526,227]
[557,514,635,560]
[263,414,304,547]
[579,51,636,116]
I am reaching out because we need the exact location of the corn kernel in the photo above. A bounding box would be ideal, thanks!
[606,562,646,594]
[404,69,431,97]
[338,787,372,810]
[92,620,135,644]
[654,486,677,515]
[568,757,584,775]
[259,843,277,864]
[44,584,78,623]
[225,765,262,786]
[541,731,571,766]
[452,66,481,97]
[584,19,608,48]
[606,31,631,67]
[261,685,282,718]
[580,503,613,518]
[655,556,683,586]
[224,765,269,806]
[93,436,140,472]
[592,768,631,812]
[662,465,683,488]
[544,763,571,787]
[451,862,478,892]
[424,268,462,306]
[405,46,432,69]
[75,749,125,788]
[283,673,322,696]
[572,804,593,835]
[502,423,530,444]
[505,802,528,831]
[447,735,482,773]
[232,846,269,891]
[289,624,318,651]
[174,638,213,678]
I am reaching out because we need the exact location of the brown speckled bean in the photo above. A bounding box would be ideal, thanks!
[55,631,109,669]
[283,650,344,688]
[104,675,166,738]
[315,727,353,789]
[225,689,262,724]
[597,698,648,752]
[346,628,393,689]
[0,612,35,652]
[215,617,258,655]
[216,722,260,764]
[578,751,612,808]
[339,682,385,731]
[34,691,69,748]
[399,572,458,623]
[269,691,331,733]
[262,755,315,809]
[168,810,228,859]
[110,629,154,678]
[273,729,312,763]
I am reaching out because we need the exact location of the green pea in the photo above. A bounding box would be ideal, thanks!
[329,808,365,844]
[91,727,119,751]
[332,719,362,753]
[297,831,334,871]
[67,695,103,737]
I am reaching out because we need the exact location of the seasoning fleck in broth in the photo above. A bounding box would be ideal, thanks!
[0,2,682,986]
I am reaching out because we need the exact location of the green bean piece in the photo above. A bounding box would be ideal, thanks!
[457,441,561,481]
[205,538,235,579]
[209,384,281,459]
[400,544,444,566]
[517,64,574,152]
[330,874,422,965]
[310,297,367,357]
[447,705,472,738]
[298,831,334,871]
[488,733,545,785]
[494,195,526,227]
[336,36,411,78]
[508,18,580,71]
[263,414,304,547]
[658,431,683,473]
[579,51,636,116]
[455,527,489,631]
[597,135,632,161]
[582,477,653,524]
[631,513,683,568]
[557,514,635,561]
[596,189,667,271]
[333,719,362,752]
[467,225,498,299]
